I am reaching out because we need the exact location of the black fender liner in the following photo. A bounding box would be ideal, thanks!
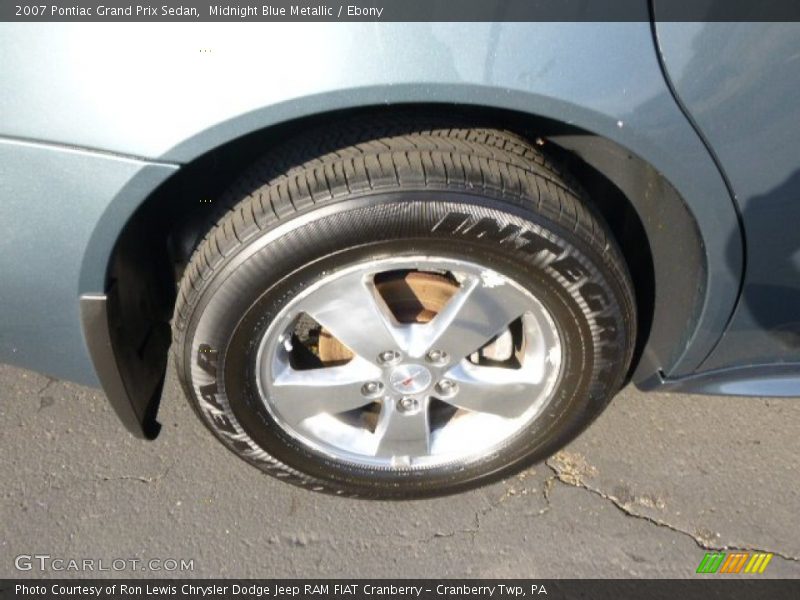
[80,291,167,439]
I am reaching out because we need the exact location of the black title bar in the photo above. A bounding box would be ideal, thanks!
[4,0,800,22]
[3,580,800,600]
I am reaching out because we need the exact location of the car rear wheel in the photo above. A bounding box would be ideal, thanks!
[172,121,636,498]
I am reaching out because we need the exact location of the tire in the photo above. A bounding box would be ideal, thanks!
[173,121,636,498]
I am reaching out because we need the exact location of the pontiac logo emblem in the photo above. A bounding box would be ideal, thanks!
[389,364,433,395]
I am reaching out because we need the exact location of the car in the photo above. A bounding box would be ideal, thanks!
[1,19,798,498]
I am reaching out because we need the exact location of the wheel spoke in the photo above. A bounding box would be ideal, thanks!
[271,356,382,426]
[373,400,430,458]
[412,274,528,360]
[441,362,542,419]
[297,270,402,362]
[258,257,564,469]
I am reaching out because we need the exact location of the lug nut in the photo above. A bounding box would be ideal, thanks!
[361,381,384,398]
[397,397,420,413]
[378,350,401,365]
[425,349,449,365]
[435,379,458,398]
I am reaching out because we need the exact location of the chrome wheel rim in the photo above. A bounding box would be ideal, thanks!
[255,256,563,469]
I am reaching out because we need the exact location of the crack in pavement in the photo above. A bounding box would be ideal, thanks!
[424,471,556,543]
[36,376,57,396]
[423,451,799,566]
[95,459,178,486]
[33,377,59,413]
[545,452,800,563]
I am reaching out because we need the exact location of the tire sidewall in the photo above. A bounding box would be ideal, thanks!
[179,191,634,497]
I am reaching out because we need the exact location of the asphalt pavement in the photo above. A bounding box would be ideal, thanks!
[1,362,798,578]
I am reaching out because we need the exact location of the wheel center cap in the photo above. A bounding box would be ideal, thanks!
[389,364,433,395]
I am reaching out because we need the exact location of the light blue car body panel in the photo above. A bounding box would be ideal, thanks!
[0,140,177,385]
[656,22,800,375]
[0,22,760,392]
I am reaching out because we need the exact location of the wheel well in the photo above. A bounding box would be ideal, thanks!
[109,104,669,433]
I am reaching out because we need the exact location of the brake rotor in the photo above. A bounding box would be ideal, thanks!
[318,272,459,365]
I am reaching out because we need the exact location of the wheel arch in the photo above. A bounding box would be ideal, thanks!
[81,103,708,437]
